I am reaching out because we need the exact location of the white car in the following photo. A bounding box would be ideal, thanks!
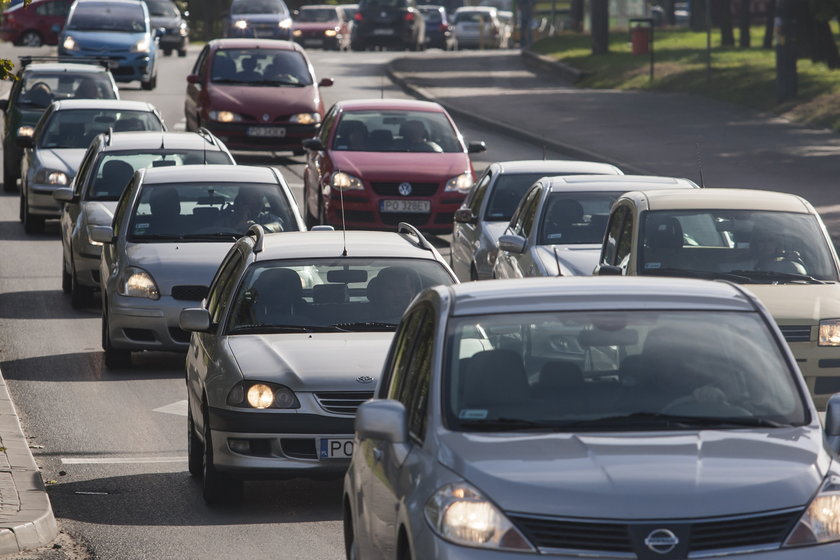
[452,6,501,49]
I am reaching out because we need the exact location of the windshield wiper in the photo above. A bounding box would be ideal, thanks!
[230,324,344,334]
[330,321,398,332]
[179,233,241,241]
[729,270,827,284]
[643,267,754,283]
[458,417,554,432]
[557,412,786,430]
[252,79,306,87]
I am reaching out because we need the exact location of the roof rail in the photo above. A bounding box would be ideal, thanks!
[397,222,433,252]
[19,56,111,70]
[247,224,266,253]
[195,127,218,146]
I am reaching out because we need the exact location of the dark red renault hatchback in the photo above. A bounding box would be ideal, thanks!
[302,98,485,234]
[184,38,333,156]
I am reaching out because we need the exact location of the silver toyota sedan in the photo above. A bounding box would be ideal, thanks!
[450,160,622,282]
[91,164,303,368]
[344,276,840,559]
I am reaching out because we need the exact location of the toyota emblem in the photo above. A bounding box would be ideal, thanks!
[262,114,270,122]
[398,182,413,196]
[644,529,679,555]
[357,376,374,384]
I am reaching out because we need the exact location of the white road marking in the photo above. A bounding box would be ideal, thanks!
[61,457,184,465]
[153,399,188,416]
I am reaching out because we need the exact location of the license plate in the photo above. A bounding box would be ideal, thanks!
[247,127,286,138]
[107,60,120,69]
[319,438,354,459]
[381,199,431,213]
[372,28,394,35]
[304,38,323,46]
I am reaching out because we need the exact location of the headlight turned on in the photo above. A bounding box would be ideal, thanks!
[227,382,300,409]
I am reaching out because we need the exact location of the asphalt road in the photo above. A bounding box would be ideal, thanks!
[0,44,572,559]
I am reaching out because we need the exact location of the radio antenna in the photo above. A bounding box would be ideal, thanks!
[542,140,547,161]
[338,176,348,256]
[696,141,704,188]
[553,246,563,276]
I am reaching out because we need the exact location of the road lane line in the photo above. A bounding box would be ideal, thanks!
[61,457,184,465]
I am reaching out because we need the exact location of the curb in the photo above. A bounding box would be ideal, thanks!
[384,57,651,176]
[0,370,58,554]
[520,49,588,83]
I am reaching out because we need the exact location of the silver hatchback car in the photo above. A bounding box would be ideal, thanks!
[91,164,303,368]
[344,276,840,559]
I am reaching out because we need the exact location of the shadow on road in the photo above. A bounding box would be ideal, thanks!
[1,351,184,382]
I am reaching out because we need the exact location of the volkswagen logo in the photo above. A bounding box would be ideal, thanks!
[262,114,270,122]
[644,529,679,555]
[356,376,374,384]
[398,182,413,196]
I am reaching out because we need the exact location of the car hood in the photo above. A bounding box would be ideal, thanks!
[746,283,840,323]
[62,30,147,50]
[36,149,87,178]
[329,151,470,181]
[226,333,393,391]
[81,200,118,226]
[437,428,828,519]
[534,244,601,276]
[207,83,318,115]
[124,242,234,292]
[149,16,180,30]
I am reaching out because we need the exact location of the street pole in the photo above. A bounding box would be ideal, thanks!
[775,0,797,102]
[591,0,608,55]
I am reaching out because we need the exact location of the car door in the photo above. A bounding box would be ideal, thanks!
[62,141,98,266]
[36,0,72,45]
[185,45,209,131]
[303,106,338,222]
[451,167,491,280]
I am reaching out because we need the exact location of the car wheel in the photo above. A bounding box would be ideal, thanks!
[102,309,132,368]
[163,49,173,56]
[22,194,44,234]
[201,404,242,505]
[141,74,156,91]
[3,154,18,193]
[178,48,187,57]
[187,402,204,477]
[343,500,359,560]
[70,266,93,309]
[18,30,42,47]
[61,259,72,295]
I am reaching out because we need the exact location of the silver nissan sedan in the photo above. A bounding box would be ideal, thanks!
[344,276,840,559]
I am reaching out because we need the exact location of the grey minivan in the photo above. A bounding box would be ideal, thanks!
[343,276,840,559]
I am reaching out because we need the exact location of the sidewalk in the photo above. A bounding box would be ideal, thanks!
[387,50,840,238]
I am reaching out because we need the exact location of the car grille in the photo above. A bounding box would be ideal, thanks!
[252,23,280,37]
[172,285,208,301]
[371,181,439,196]
[314,392,374,415]
[380,213,429,226]
[778,325,811,342]
[169,327,191,344]
[510,509,801,556]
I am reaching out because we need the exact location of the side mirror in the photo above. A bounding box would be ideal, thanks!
[498,234,526,254]
[318,77,334,87]
[52,187,75,202]
[180,308,211,332]
[89,225,114,244]
[454,207,476,224]
[825,393,840,455]
[0,99,8,112]
[302,137,324,151]
[468,141,487,153]
[186,74,200,84]
[15,134,34,148]
[595,264,623,276]
[155,27,165,38]
[356,399,408,444]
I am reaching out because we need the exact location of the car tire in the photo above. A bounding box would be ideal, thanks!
[70,268,93,309]
[102,310,132,368]
[187,403,204,478]
[3,153,18,193]
[163,49,173,56]
[18,30,43,47]
[343,501,359,560]
[22,193,44,234]
[201,405,242,505]
[178,48,187,57]
[141,74,157,91]
[61,260,72,295]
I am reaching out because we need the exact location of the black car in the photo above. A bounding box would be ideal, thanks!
[350,0,425,51]
[418,4,453,50]
[142,0,189,56]
[0,56,119,192]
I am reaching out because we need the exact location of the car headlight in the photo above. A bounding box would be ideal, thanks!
[330,171,364,191]
[290,113,321,125]
[62,35,78,51]
[226,382,300,409]
[292,29,303,37]
[16,125,34,137]
[208,110,241,123]
[119,267,159,299]
[819,320,840,346]
[179,22,188,36]
[234,19,248,30]
[34,169,68,185]
[445,173,474,193]
[325,29,337,37]
[278,17,292,29]
[784,475,840,547]
[425,483,534,552]
[130,37,150,53]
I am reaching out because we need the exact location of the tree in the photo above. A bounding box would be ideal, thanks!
[0,0,31,80]
[715,0,735,46]
[738,0,751,48]
[591,0,608,55]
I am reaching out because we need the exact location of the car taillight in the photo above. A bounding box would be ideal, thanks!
[404,12,415,22]
[354,12,363,21]
[440,23,448,31]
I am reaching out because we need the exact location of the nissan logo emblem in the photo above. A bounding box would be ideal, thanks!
[398,182,412,196]
[262,114,270,122]
[644,529,679,555]
[356,376,374,384]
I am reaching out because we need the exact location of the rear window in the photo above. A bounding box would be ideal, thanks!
[39,109,163,149]
[67,2,147,32]
[296,8,339,22]
[20,72,116,106]
[359,0,407,9]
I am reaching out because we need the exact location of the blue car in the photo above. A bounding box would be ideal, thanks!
[58,0,159,90]
[225,0,293,40]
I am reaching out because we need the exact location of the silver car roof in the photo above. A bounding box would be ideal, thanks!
[51,99,156,111]
[138,164,275,184]
[98,131,229,152]
[255,230,449,261]
[549,174,698,187]
[493,160,622,175]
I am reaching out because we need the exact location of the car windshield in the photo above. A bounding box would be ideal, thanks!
[39,110,162,149]
[359,0,406,8]
[66,3,147,32]
[333,110,462,153]
[144,0,179,17]
[445,310,807,432]
[19,72,116,107]
[455,10,493,23]
[127,181,299,241]
[210,49,312,86]
[227,258,455,333]
[538,192,621,245]
[296,8,338,22]
[231,0,289,15]
[638,210,839,283]
[85,150,233,201]
[483,173,551,221]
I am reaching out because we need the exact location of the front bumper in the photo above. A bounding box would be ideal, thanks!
[59,49,152,82]
[228,25,291,40]
[72,241,102,289]
[203,121,319,153]
[158,34,187,50]
[106,293,201,352]
[26,183,64,217]
[788,338,840,409]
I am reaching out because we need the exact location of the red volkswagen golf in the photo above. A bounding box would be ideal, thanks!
[302,99,485,234]
[184,38,334,156]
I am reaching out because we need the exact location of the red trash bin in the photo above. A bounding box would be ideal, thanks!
[631,25,650,55]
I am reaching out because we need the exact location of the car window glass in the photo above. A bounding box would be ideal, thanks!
[144,0,179,17]
[615,206,634,266]
[231,0,289,15]
[319,106,338,144]
[383,308,425,399]
[36,1,70,16]
[510,186,539,236]
[20,72,116,106]
[484,173,546,222]
[66,2,147,32]
[39,109,163,149]
[111,173,139,237]
[467,169,491,215]
[519,188,541,238]
[539,192,620,245]
[193,45,209,76]
[401,307,434,441]
[207,248,246,326]
[359,0,407,8]
[211,48,312,85]
[73,144,99,197]
[602,204,628,265]
[296,8,338,21]
[85,150,232,201]
[331,109,461,153]
[226,259,454,333]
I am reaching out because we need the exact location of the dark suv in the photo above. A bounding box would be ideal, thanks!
[350,0,425,51]
[0,56,119,192]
